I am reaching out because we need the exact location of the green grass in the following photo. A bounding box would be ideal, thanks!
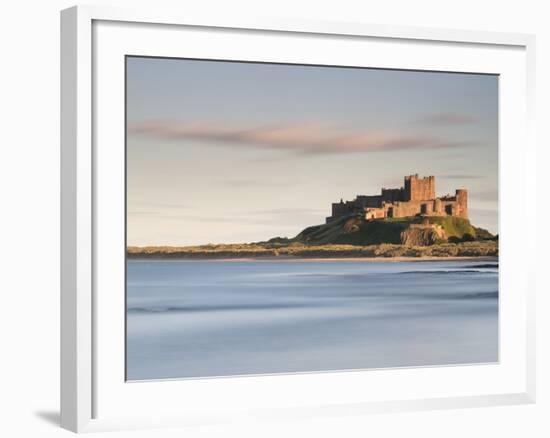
[381,216,421,223]
[422,216,476,239]
[332,219,407,245]
[379,215,476,238]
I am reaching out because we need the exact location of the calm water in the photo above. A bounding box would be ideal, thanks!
[126,259,498,380]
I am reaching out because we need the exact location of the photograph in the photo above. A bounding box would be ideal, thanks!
[125,56,499,381]
[0,0,543,435]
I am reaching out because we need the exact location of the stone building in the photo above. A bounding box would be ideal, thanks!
[326,174,468,223]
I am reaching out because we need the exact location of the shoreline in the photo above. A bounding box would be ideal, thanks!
[127,255,498,263]
[127,240,498,261]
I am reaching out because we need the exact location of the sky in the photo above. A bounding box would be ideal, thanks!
[126,56,498,246]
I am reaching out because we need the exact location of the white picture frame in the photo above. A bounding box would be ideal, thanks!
[60,4,537,433]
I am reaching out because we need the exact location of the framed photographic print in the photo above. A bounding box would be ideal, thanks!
[61,5,536,433]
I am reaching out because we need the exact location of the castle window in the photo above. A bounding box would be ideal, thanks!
[445,205,453,215]
[421,204,428,214]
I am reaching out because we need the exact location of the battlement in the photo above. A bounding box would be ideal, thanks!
[327,174,468,223]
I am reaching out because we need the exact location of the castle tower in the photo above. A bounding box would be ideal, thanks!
[404,174,435,201]
[455,189,468,218]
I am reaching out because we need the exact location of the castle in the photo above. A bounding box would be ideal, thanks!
[326,174,468,223]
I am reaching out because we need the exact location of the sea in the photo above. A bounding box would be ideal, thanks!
[126,259,498,380]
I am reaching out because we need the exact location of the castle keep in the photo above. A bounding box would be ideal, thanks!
[326,174,468,223]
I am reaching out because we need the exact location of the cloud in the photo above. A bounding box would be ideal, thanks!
[470,189,498,202]
[127,202,191,217]
[128,121,471,155]
[220,178,298,188]
[129,212,316,228]
[128,201,191,210]
[418,112,477,126]
[440,174,484,180]
[469,207,498,226]
[127,206,327,227]
[247,208,325,216]
[127,210,160,216]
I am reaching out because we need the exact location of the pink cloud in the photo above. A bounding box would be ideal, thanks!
[128,121,470,154]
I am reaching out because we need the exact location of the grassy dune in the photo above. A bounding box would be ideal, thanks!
[127,240,498,259]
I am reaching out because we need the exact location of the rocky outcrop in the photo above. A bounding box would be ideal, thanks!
[400,224,446,246]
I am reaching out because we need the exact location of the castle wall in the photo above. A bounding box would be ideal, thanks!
[326,175,468,223]
[331,201,353,217]
[381,188,404,203]
[365,207,386,220]
[437,190,468,218]
[356,195,382,208]
[433,198,443,215]
[361,197,466,222]
[404,175,435,201]
[442,202,455,215]
[390,200,423,218]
